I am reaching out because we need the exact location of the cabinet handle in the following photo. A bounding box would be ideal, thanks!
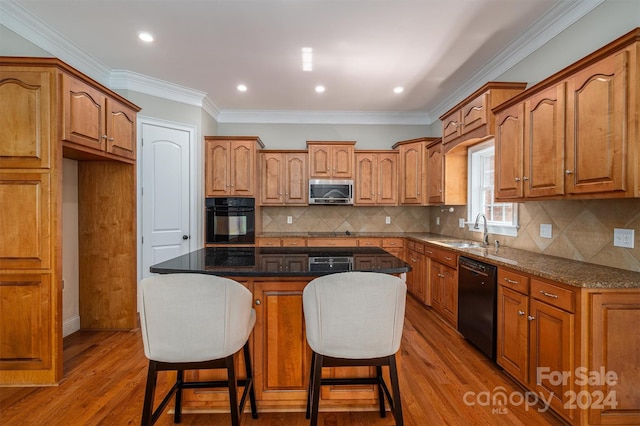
[444,256,452,261]
[411,258,417,263]
[255,299,261,305]
[528,315,535,321]
[108,137,114,141]
[426,250,433,254]
[503,278,519,285]
[522,176,529,181]
[438,273,445,278]
[518,310,525,316]
[101,135,108,139]
[514,177,521,182]
[565,170,573,175]
[539,290,559,299]
[290,242,297,245]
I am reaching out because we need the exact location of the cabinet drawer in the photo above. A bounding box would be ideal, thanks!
[382,238,404,249]
[357,238,381,247]
[257,237,281,247]
[281,238,306,247]
[531,279,575,313]
[412,242,425,254]
[426,245,457,268]
[306,238,355,247]
[498,268,530,294]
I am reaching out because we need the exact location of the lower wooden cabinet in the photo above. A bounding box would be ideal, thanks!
[406,244,427,304]
[429,261,457,327]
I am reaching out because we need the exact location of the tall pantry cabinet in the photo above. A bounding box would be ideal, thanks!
[0,57,140,385]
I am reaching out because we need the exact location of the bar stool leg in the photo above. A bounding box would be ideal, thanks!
[389,355,403,426]
[309,353,323,426]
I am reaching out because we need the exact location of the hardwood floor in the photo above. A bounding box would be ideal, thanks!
[0,296,564,425]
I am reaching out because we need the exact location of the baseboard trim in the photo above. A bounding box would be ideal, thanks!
[63,315,81,337]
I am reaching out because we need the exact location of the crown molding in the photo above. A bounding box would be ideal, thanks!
[110,70,208,106]
[217,110,432,125]
[428,0,605,120]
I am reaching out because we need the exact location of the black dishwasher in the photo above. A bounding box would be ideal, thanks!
[457,256,498,360]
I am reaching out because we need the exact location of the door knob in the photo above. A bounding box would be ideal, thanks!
[182,235,189,240]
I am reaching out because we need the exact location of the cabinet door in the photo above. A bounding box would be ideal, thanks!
[0,274,52,372]
[105,98,136,160]
[412,252,427,304]
[566,50,628,195]
[589,292,640,424]
[497,286,529,384]
[398,142,424,204]
[426,143,444,204]
[460,93,487,136]
[355,153,376,205]
[495,103,525,199]
[308,145,331,178]
[430,262,444,310]
[331,145,354,179]
[524,84,565,198]
[441,111,461,144]
[285,153,307,204]
[529,299,575,421]
[377,152,398,205]
[253,281,311,404]
[261,152,285,205]
[441,264,458,327]
[0,68,52,169]
[61,74,107,152]
[205,140,230,196]
[0,173,51,270]
[230,141,255,196]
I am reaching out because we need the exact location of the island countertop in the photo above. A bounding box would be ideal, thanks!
[150,246,411,277]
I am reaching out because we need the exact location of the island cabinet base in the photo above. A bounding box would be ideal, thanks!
[176,277,394,413]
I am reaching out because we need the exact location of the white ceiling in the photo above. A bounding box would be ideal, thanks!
[1,0,602,124]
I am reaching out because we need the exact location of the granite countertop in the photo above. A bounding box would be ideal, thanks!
[258,232,640,289]
[150,246,410,277]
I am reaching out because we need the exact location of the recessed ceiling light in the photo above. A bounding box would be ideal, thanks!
[315,85,325,93]
[138,32,154,42]
[302,47,313,71]
[393,86,404,94]
[237,84,247,92]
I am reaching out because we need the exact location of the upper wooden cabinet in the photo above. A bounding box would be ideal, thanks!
[61,73,137,162]
[307,141,355,179]
[393,137,436,205]
[260,150,307,205]
[440,82,527,152]
[494,28,640,200]
[205,136,264,197]
[354,151,398,205]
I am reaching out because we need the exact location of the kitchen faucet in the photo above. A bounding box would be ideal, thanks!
[474,213,489,246]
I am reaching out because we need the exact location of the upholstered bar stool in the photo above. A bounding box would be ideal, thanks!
[303,271,407,426]
[139,273,258,426]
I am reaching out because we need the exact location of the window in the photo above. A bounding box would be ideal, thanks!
[467,140,518,237]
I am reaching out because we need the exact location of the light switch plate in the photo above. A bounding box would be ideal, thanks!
[459,218,465,228]
[287,216,293,224]
[436,217,440,226]
[540,224,552,239]
[614,228,634,248]
[385,216,391,224]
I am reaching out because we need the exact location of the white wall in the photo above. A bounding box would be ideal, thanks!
[62,159,80,336]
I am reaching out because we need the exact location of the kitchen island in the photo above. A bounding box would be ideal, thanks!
[150,246,410,413]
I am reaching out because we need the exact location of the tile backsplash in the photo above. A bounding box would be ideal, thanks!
[429,199,640,272]
[261,199,639,272]
[262,205,430,234]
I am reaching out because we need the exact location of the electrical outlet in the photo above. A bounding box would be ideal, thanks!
[385,216,391,224]
[540,224,552,239]
[459,218,465,228]
[287,216,293,224]
[613,228,634,248]
[436,217,440,226]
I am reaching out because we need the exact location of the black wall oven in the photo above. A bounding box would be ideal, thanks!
[205,197,255,244]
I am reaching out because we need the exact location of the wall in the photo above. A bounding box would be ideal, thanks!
[218,123,430,150]
[429,200,640,273]
[62,159,80,336]
[262,205,430,233]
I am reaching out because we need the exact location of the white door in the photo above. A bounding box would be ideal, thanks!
[140,120,193,280]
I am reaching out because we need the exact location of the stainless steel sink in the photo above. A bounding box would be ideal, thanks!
[435,240,484,249]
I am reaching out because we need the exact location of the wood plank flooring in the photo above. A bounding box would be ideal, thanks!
[0,296,565,425]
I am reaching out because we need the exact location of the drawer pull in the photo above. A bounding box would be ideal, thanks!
[539,290,559,299]
[528,315,535,321]
[518,310,525,316]
[426,250,433,254]
[438,273,445,278]
[444,256,452,261]
[503,278,519,285]
[411,258,417,263]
